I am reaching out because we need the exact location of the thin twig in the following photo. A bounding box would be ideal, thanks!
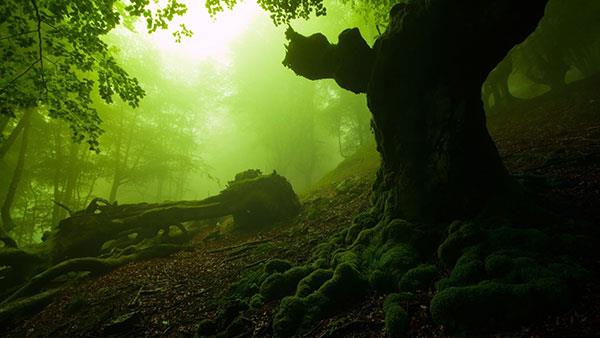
[52,199,73,216]
[206,238,271,254]
[245,258,268,269]
[0,29,37,41]
[41,20,58,30]
[30,0,47,93]
[0,59,40,96]
[128,285,143,306]
[42,55,59,66]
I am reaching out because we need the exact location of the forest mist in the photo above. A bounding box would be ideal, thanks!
[1,0,379,245]
[1,0,598,246]
[1,0,600,336]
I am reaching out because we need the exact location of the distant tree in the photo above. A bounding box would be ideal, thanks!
[482,0,600,111]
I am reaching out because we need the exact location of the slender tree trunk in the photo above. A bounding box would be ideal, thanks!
[1,108,33,246]
[0,115,26,160]
[109,115,134,203]
[51,128,64,226]
[108,137,122,203]
[58,142,80,220]
[0,115,9,136]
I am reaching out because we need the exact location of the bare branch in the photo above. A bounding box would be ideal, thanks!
[0,59,40,96]
[30,0,47,94]
[0,29,37,41]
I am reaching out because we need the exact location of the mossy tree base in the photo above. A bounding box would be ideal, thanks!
[211,212,592,337]
[198,1,596,336]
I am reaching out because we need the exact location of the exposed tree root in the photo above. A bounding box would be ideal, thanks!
[207,238,272,254]
[0,288,60,325]
[1,243,187,307]
[0,236,17,248]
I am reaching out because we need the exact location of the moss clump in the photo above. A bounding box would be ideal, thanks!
[260,265,313,301]
[437,222,483,267]
[430,278,571,332]
[484,254,513,278]
[196,319,217,337]
[368,269,391,292]
[249,293,265,308]
[345,212,380,244]
[384,293,409,337]
[437,250,485,291]
[486,227,551,257]
[296,269,333,297]
[272,296,309,337]
[365,243,419,291]
[228,266,266,299]
[319,263,368,306]
[399,264,437,292]
[271,263,368,337]
[264,259,292,275]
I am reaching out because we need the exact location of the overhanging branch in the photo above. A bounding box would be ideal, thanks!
[283,27,375,94]
[30,0,47,94]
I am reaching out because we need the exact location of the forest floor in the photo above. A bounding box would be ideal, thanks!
[3,76,600,337]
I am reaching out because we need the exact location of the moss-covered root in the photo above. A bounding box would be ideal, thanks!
[1,243,186,306]
[272,263,367,337]
[0,288,60,325]
[431,278,571,332]
[431,222,590,333]
[384,293,409,337]
[398,264,437,292]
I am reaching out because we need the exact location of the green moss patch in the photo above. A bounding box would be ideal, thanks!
[399,264,438,292]
[384,293,409,337]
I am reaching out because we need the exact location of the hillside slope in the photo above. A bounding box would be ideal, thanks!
[2,76,599,337]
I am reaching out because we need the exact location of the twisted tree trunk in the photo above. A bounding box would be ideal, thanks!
[284,0,549,223]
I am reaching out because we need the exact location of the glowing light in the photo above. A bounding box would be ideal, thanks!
[137,0,263,64]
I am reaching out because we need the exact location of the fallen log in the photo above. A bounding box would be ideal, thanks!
[46,170,300,262]
[0,170,300,307]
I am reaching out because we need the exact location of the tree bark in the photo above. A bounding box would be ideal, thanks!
[284,0,549,223]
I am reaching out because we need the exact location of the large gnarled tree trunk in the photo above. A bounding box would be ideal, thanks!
[284,0,549,223]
